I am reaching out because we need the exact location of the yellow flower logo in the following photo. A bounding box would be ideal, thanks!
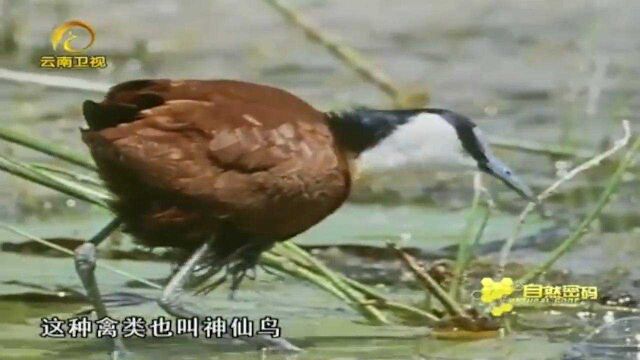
[480,277,515,316]
[480,277,514,302]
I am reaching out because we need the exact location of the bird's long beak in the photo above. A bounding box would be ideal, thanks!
[482,156,536,203]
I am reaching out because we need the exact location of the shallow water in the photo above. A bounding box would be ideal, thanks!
[1,0,639,359]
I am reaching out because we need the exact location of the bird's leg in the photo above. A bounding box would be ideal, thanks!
[73,218,127,359]
[88,217,123,246]
[158,241,300,352]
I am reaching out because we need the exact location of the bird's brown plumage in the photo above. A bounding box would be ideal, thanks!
[82,79,351,257]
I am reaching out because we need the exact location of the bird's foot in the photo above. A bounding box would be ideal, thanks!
[191,259,256,297]
[194,243,267,297]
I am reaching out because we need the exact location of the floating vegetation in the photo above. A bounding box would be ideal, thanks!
[0,1,639,358]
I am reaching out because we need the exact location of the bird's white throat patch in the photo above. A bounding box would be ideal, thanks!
[356,112,476,177]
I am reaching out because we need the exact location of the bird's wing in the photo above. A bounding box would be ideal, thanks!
[82,83,350,238]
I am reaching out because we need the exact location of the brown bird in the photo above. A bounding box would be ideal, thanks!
[76,79,535,356]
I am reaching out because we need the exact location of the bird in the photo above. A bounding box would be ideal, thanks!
[76,79,535,356]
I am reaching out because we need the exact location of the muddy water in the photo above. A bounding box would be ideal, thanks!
[0,0,639,359]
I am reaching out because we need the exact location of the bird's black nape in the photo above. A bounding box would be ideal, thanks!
[326,108,422,154]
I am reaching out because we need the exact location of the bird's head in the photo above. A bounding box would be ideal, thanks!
[328,108,536,202]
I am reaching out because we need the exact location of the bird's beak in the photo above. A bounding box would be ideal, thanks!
[482,156,536,203]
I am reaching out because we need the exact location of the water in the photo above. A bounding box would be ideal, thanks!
[1,0,639,359]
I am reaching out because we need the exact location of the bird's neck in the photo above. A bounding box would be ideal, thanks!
[326,109,422,154]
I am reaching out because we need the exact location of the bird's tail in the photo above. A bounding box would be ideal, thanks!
[82,100,139,131]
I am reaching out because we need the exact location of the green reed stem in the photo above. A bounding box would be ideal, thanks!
[390,243,468,319]
[273,242,439,323]
[339,275,440,324]
[0,154,109,207]
[278,242,389,324]
[0,126,96,170]
[30,163,103,186]
[261,0,426,108]
[489,135,593,159]
[450,175,490,301]
[519,136,640,284]
[260,252,352,303]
